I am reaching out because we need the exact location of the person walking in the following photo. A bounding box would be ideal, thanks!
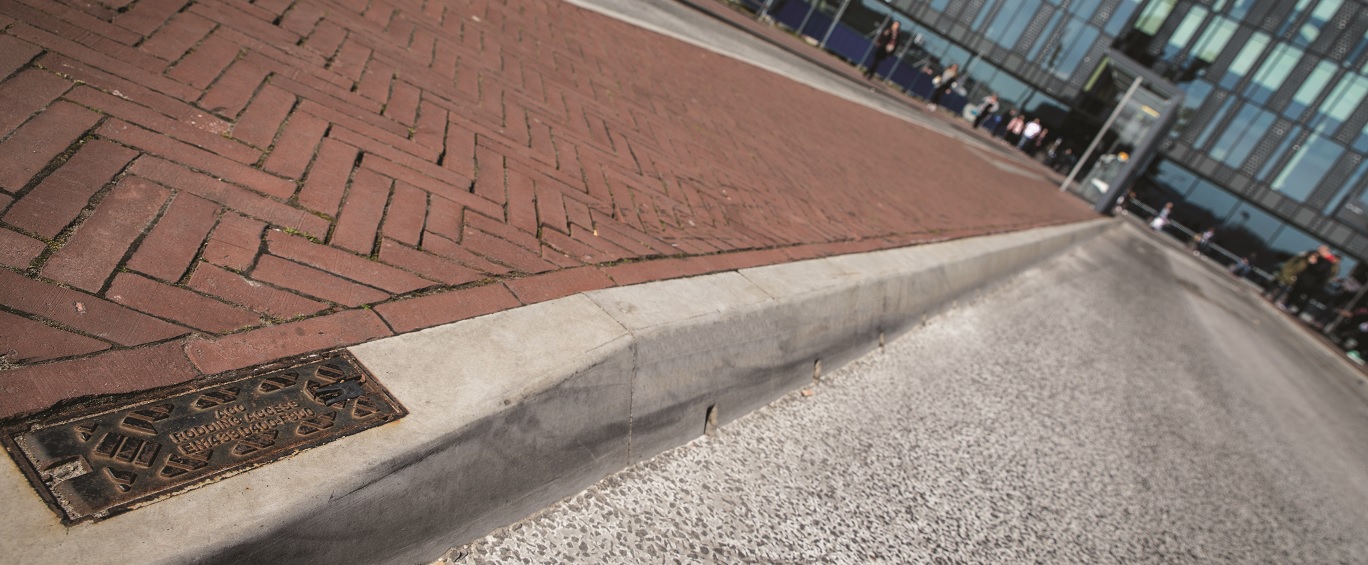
[864,21,900,80]
[972,94,999,129]
[1017,118,1042,151]
[927,63,958,111]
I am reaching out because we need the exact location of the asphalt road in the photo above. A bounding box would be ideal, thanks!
[442,225,1368,564]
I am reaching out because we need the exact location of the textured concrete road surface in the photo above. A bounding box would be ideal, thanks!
[447,225,1368,564]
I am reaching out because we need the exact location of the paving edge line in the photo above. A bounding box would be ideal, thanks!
[0,218,1116,565]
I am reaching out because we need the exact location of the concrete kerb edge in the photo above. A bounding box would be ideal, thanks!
[0,218,1116,565]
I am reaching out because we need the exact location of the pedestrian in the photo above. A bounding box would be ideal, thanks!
[1052,148,1076,174]
[973,93,998,129]
[1282,247,1339,313]
[927,63,958,111]
[1005,112,1025,146]
[1149,202,1173,231]
[1314,276,1356,327]
[1192,227,1215,256]
[994,109,1017,139]
[1017,118,1042,151]
[1230,255,1253,278]
[1113,189,1135,216]
[1266,249,1313,302]
[1044,138,1063,167]
[1030,128,1049,156]
[1331,306,1368,363]
[864,21,900,80]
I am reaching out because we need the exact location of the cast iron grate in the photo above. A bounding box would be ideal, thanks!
[1,351,406,524]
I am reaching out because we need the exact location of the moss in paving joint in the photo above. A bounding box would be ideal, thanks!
[279,226,321,243]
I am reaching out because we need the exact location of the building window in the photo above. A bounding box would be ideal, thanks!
[1163,5,1208,60]
[1354,120,1368,153]
[1258,125,1304,181]
[1195,95,1238,148]
[1152,158,1200,195]
[1227,0,1257,20]
[1067,0,1106,23]
[1134,0,1176,35]
[1171,80,1215,138]
[1326,156,1368,214]
[1046,18,1100,80]
[1209,103,1276,169]
[1027,10,1067,61]
[1219,32,1271,90]
[1311,72,1368,135]
[1190,17,1238,64]
[1104,0,1143,36]
[1272,134,1345,202]
[971,0,999,30]
[1244,44,1305,104]
[1294,0,1343,47]
[985,0,1041,51]
[1287,61,1338,119]
[1275,0,1317,40]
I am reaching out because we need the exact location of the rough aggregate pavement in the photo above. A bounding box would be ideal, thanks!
[448,225,1368,564]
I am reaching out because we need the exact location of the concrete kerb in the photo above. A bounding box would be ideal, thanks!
[0,218,1115,565]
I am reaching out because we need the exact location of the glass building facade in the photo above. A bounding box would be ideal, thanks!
[754,0,1368,278]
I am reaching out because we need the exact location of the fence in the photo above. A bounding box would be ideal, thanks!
[739,0,969,113]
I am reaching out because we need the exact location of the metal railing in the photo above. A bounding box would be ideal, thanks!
[1125,200,1276,286]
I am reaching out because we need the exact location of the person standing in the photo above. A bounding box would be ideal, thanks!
[1004,112,1025,145]
[1230,255,1253,278]
[864,21,900,80]
[1017,118,1042,151]
[1284,247,1339,313]
[1267,249,1313,302]
[927,63,958,111]
[1192,227,1215,257]
[1149,202,1173,231]
[972,94,999,129]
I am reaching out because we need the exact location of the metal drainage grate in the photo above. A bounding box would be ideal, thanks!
[2,351,406,524]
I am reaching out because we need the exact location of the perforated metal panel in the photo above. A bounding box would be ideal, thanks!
[1242,118,1295,176]
[1067,39,1108,88]
[1203,25,1255,80]
[1090,0,1123,28]
[958,0,985,25]
[1267,56,1318,113]
[1251,2,1287,32]
[1181,90,1229,145]
[1147,3,1190,57]
[1324,7,1368,62]
[1310,2,1357,57]
[1308,153,1364,210]
[1018,6,1055,55]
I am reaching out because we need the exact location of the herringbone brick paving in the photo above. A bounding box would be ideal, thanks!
[0,0,1092,419]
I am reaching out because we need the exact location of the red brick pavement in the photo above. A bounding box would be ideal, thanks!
[0,0,1094,420]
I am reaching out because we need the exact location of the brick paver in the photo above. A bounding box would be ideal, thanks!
[0,0,1093,420]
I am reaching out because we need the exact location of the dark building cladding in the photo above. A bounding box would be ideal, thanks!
[749,0,1368,278]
